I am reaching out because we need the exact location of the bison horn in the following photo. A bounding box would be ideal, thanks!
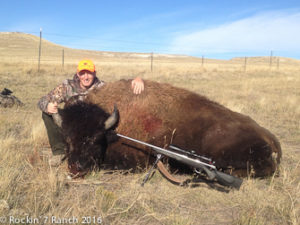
[104,104,119,130]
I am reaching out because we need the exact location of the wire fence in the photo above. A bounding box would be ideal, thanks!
[2,48,296,69]
[1,31,300,73]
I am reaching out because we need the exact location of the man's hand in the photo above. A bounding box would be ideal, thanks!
[131,77,144,95]
[47,102,58,114]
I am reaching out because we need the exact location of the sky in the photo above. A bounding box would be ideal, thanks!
[1,0,300,59]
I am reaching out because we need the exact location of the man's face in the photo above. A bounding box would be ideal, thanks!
[77,70,95,89]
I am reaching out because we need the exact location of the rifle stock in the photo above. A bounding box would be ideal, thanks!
[214,170,243,189]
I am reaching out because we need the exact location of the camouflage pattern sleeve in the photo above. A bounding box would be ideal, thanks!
[37,82,68,113]
[38,77,105,113]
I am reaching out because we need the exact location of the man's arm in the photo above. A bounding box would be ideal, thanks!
[37,83,67,113]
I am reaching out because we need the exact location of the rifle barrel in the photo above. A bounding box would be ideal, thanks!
[117,134,216,170]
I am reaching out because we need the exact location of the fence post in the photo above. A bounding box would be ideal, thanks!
[244,57,247,72]
[38,28,42,72]
[150,52,153,72]
[62,49,64,71]
[269,50,273,68]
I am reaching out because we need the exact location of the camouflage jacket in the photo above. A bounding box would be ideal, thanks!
[38,74,105,113]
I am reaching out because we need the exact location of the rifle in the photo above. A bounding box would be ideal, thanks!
[117,134,243,189]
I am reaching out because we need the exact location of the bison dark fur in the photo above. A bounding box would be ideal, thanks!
[59,101,118,175]
[61,79,282,177]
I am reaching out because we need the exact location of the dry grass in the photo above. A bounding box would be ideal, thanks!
[0,32,299,225]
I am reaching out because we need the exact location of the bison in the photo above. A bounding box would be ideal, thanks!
[56,79,281,178]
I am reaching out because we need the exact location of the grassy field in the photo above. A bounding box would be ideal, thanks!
[0,33,299,225]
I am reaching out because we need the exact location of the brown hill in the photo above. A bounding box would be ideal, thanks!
[0,32,192,64]
[0,32,299,68]
[230,56,300,66]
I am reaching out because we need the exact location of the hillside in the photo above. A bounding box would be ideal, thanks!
[0,32,300,72]
[0,32,65,60]
[230,56,300,66]
[0,32,192,63]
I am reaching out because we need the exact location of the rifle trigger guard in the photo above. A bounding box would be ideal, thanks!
[201,166,216,180]
[194,167,216,180]
[194,168,204,174]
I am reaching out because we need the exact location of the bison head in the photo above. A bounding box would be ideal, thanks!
[54,101,119,176]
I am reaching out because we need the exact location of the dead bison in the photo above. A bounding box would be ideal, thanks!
[58,79,281,177]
